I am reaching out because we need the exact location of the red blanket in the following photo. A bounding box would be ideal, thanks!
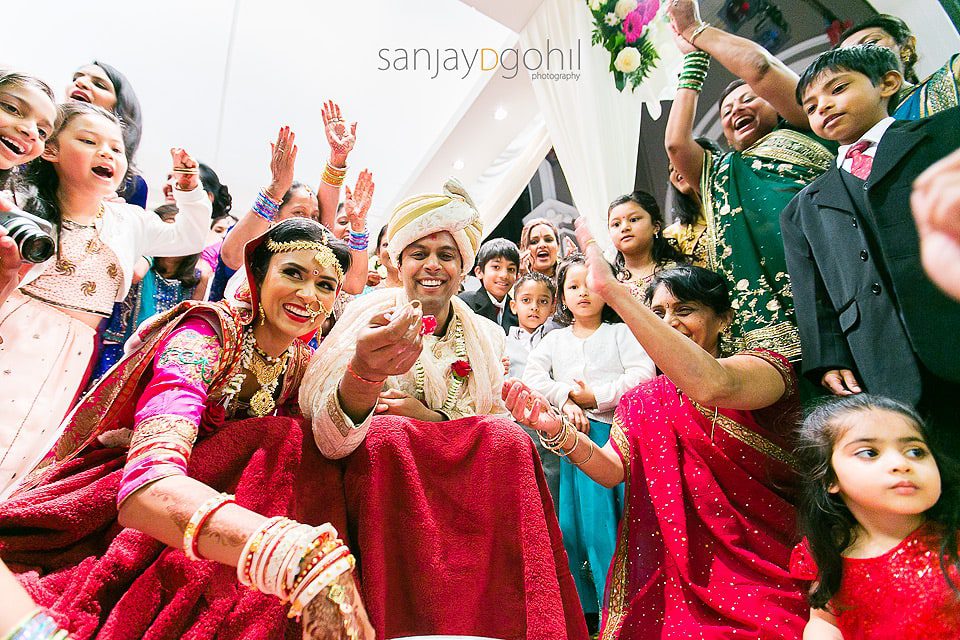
[344,414,587,640]
[0,416,348,639]
[0,415,586,639]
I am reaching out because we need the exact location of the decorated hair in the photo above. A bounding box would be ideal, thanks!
[796,394,960,608]
[608,190,687,281]
[247,218,351,289]
[553,253,620,327]
[839,14,919,84]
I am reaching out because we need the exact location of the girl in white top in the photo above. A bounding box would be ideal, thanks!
[522,253,655,618]
[0,101,209,497]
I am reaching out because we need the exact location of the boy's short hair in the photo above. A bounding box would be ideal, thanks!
[475,237,520,271]
[514,271,557,301]
[795,44,900,107]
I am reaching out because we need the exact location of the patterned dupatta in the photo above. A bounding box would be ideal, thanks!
[895,54,960,120]
[23,301,308,489]
[701,128,833,361]
[600,349,807,640]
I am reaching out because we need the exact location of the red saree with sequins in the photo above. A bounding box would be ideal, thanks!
[0,301,336,639]
[600,349,808,640]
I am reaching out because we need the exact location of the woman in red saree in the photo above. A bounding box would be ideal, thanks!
[0,218,373,639]
[504,220,808,639]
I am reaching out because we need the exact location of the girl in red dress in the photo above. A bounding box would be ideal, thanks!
[791,395,960,639]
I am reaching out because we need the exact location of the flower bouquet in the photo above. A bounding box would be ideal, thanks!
[587,0,663,91]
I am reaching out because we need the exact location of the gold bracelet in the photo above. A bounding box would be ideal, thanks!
[172,167,199,175]
[689,22,709,45]
[572,439,595,467]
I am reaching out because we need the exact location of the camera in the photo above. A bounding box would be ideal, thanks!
[0,204,56,263]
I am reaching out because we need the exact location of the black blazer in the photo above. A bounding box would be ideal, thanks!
[458,288,517,334]
[781,106,960,404]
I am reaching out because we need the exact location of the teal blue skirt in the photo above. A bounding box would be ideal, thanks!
[559,418,624,615]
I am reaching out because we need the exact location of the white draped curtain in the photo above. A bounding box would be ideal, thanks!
[520,0,682,248]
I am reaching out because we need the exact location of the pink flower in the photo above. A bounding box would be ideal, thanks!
[451,359,472,379]
[622,0,658,43]
[421,315,438,336]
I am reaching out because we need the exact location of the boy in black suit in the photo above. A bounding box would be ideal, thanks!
[782,44,960,449]
[458,238,520,333]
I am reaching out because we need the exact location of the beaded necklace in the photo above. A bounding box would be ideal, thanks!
[413,313,468,414]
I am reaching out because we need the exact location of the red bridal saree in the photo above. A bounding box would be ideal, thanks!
[600,349,808,640]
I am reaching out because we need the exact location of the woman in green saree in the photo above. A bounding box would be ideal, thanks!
[664,1,834,361]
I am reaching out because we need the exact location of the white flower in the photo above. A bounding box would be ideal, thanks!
[589,0,602,10]
[736,278,750,291]
[614,47,643,73]
[604,12,619,26]
[614,0,638,19]
[766,299,781,311]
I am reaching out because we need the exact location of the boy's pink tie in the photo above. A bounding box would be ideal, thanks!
[845,140,873,180]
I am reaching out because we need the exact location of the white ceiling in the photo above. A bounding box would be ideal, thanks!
[3,0,538,234]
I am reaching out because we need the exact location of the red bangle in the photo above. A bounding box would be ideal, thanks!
[183,493,235,561]
[346,361,386,386]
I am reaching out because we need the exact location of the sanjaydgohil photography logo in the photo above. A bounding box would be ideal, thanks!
[377,39,582,81]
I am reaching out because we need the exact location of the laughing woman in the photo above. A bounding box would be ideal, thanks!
[0,102,209,498]
[0,218,373,639]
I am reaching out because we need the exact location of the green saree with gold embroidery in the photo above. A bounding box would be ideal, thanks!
[700,128,834,361]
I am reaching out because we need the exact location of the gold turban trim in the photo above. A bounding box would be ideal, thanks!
[386,177,483,275]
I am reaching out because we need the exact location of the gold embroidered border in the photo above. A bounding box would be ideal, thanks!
[129,414,199,452]
[690,400,799,470]
[600,416,632,639]
[737,348,797,402]
[736,321,802,362]
[744,129,834,172]
[327,388,354,438]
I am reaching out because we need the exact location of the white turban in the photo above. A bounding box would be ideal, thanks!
[386,178,483,275]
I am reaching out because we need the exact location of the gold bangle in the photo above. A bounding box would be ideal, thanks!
[689,22,709,45]
[585,239,598,248]
[172,167,199,175]
[573,440,595,466]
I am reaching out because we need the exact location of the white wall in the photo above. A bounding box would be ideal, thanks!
[4,0,513,228]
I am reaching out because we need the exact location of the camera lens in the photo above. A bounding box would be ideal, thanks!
[1,216,56,263]
[19,234,56,263]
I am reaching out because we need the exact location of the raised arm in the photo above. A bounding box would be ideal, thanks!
[339,169,375,295]
[667,0,808,128]
[140,149,211,258]
[665,31,708,193]
[576,220,785,410]
[317,101,356,230]
[220,127,297,270]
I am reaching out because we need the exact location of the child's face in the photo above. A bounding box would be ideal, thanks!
[476,256,518,301]
[608,201,659,257]
[829,408,941,523]
[719,84,779,151]
[510,280,555,331]
[562,263,604,321]
[44,113,127,195]
[0,82,56,170]
[802,69,902,145]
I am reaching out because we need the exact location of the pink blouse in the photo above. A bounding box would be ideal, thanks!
[117,317,222,505]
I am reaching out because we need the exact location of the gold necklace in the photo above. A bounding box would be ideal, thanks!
[247,345,290,417]
[56,203,105,274]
